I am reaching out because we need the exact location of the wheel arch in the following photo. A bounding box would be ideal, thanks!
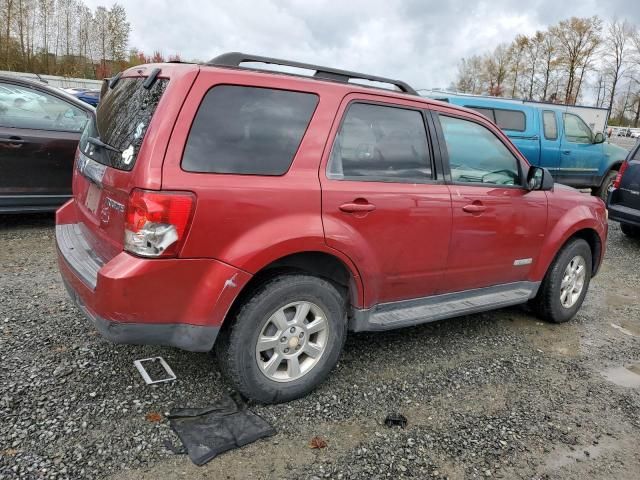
[598,161,623,188]
[221,250,364,330]
[533,224,604,282]
[569,228,602,275]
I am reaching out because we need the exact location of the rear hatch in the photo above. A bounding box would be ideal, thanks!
[617,151,640,209]
[71,65,197,262]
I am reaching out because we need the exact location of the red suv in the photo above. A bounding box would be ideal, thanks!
[56,53,608,403]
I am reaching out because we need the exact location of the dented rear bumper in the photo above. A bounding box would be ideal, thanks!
[56,200,251,352]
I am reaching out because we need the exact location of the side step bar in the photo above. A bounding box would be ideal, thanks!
[350,282,540,332]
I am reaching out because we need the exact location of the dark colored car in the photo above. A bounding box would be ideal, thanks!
[56,53,607,404]
[71,89,100,107]
[0,75,94,213]
[608,141,640,237]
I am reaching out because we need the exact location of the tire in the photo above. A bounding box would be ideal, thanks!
[215,274,347,404]
[531,238,592,324]
[594,170,617,202]
[621,223,640,238]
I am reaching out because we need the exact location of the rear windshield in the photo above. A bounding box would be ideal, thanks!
[79,77,168,171]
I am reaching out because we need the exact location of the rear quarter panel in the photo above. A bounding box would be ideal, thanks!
[160,68,365,306]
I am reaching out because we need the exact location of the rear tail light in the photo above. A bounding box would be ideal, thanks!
[613,161,629,189]
[124,189,195,258]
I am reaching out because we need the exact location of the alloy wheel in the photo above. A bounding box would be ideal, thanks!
[255,301,330,382]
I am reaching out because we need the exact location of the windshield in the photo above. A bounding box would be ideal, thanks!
[79,77,168,170]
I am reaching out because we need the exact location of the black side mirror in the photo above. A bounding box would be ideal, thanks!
[527,166,554,191]
[593,132,605,144]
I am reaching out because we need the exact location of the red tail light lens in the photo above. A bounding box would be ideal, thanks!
[613,161,628,189]
[124,189,195,258]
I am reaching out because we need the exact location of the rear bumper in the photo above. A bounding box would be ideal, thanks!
[608,190,640,227]
[61,275,220,351]
[56,200,251,352]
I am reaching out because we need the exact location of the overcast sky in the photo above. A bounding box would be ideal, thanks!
[88,0,639,93]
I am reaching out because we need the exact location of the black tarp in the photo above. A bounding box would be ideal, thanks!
[167,393,276,466]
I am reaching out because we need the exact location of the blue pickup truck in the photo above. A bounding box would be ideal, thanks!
[428,94,629,200]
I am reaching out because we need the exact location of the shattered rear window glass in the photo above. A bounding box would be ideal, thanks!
[81,77,168,171]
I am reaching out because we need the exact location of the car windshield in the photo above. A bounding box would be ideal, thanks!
[79,77,168,171]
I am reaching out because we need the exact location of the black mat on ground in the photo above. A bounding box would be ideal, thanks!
[167,393,276,466]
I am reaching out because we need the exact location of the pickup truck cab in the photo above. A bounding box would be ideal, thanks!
[429,95,628,200]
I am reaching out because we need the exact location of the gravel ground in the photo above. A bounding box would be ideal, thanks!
[608,136,637,151]
[1,214,639,480]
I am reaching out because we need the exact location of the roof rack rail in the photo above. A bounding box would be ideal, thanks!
[207,52,418,95]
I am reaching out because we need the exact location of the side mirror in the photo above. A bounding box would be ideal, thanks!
[593,132,605,144]
[527,166,554,191]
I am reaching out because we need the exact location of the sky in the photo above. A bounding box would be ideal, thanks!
[86,0,640,94]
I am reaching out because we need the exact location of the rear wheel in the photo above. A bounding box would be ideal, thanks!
[621,223,640,238]
[215,274,347,404]
[531,238,592,323]
[594,170,617,202]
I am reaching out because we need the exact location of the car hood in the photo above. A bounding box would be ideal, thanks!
[604,141,629,160]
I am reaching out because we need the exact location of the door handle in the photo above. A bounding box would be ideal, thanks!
[462,203,486,214]
[0,136,25,145]
[562,150,571,155]
[339,202,376,213]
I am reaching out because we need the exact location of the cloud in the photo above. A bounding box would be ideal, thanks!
[86,0,638,91]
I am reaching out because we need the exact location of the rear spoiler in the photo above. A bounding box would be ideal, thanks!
[100,78,109,99]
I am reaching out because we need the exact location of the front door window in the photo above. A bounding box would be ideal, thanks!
[0,83,88,132]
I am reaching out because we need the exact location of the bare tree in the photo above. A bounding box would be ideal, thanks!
[603,19,633,113]
[107,3,129,63]
[2,0,15,68]
[539,31,557,101]
[455,55,483,94]
[37,0,55,73]
[523,31,544,100]
[550,16,602,105]
[483,44,511,96]
[509,34,528,97]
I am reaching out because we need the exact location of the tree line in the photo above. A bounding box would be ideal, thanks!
[453,17,640,127]
[0,0,141,79]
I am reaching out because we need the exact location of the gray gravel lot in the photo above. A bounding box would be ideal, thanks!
[1,214,639,480]
[608,136,637,151]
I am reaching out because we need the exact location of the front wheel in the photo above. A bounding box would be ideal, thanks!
[531,238,592,323]
[215,274,347,404]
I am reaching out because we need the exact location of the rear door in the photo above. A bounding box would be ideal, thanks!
[320,95,452,306]
[558,112,603,186]
[0,81,89,209]
[617,146,640,209]
[431,108,547,292]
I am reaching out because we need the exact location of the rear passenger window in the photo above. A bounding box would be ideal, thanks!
[439,115,520,186]
[182,86,318,175]
[494,109,525,132]
[543,111,558,140]
[469,107,495,122]
[465,106,526,132]
[327,103,432,182]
